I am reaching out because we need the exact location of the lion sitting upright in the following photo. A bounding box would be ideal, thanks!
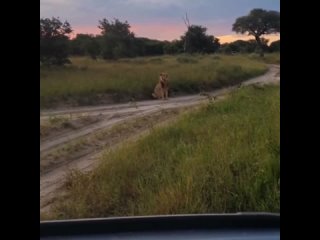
[152,72,169,100]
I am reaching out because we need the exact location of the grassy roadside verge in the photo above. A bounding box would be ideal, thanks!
[45,84,280,220]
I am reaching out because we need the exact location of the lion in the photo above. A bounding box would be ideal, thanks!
[152,72,169,100]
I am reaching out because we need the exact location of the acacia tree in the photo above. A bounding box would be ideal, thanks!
[232,9,280,57]
[40,17,72,65]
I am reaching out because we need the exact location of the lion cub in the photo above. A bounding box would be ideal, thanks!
[152,72,169,100]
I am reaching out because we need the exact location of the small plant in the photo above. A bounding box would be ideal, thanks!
[129,97,138,109]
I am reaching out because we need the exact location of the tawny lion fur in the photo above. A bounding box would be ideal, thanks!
[152,72,169,100]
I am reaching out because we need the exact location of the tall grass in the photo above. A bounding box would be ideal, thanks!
[40,54,267,108]
[47,85,280,220]
[248,52,280,64]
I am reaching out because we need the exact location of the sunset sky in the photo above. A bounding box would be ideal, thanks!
[40,0,280,43]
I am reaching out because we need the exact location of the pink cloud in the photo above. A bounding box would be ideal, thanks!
[131,23,186,40]
[71,23,280,44]
[217,34,280,45]
[71,25,101,38]
[71,23,187,40]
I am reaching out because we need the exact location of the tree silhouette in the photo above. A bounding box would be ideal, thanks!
[232,9,280,57]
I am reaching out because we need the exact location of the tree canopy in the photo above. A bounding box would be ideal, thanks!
[181,25,220,54]
[40,17,72,65]
[98,18,136,59]
[232,9,280,56]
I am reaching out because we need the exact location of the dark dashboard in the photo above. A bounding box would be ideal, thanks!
[40,213,279,240]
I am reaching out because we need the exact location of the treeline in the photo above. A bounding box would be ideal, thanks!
[69,34,168,59]
[40,17,279,65]
[70,34,280,58]
[219,39,280,54]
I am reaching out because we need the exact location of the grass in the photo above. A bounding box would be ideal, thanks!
[40,54,268,108]
[46,84,280,220]
[248,52,280,64]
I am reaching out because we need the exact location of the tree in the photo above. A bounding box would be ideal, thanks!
[69,34,93,56]
[40,17,72,65]
[136,38,165,56]
[69,34,101,59]
[232,9,280,57]
[218,39,270,54]
[163,40,184,54]
[269,40,280,52]
[212,38,221,53]
[180,25,220,54]
[87,38,101,60]
[98,18,136,59]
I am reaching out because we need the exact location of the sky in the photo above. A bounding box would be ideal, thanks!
[40,0,280,43]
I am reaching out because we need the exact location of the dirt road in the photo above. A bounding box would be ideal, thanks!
[40,64,280,214]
